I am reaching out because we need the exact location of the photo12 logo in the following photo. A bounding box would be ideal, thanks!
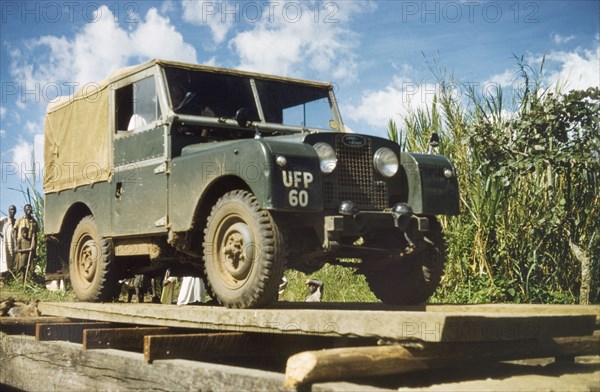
[1,2,142,24]
[1,81,102,106]
[400,1,539,24]
[191,1,340,24]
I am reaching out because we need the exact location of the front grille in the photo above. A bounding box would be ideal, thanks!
[322,136,389,210]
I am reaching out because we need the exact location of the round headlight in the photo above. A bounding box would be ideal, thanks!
[374,147,399,177]
[313,142,337,173]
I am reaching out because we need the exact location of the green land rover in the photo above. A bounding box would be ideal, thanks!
[43,59,459,308]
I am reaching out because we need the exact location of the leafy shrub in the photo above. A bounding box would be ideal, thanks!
[392,57,599,304]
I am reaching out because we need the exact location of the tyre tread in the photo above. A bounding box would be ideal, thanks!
[203,190,285,308]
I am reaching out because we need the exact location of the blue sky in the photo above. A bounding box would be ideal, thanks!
[1,0,599,216]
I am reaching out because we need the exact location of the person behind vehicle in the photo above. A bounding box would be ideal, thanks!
[305,279,324,302]
[169,71,215,117]
[127,113,148,131]
[127,76,161,132]
[159,270,207,305]
[177,276,207,305]
[120,274,152,303]
[160,269,178,304]
[15,204,38,281]
[0,205,17,277]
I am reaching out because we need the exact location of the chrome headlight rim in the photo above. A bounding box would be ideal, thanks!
[313,142,337,174]
[373,147,399,178]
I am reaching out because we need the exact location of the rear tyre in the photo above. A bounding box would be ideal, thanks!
[362,217,445,305]
[203,190,285,308]
[69,216,118,301]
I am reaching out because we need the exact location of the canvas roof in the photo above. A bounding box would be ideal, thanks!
[43,59,332,193]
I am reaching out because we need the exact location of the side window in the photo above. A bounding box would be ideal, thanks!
[115,76,161,132]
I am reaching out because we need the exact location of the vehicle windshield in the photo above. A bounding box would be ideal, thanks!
[164,66,338,131]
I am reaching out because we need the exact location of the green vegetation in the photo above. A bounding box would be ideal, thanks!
[1,278,76,303]
[390,57,599,304]
[280,265,377,303]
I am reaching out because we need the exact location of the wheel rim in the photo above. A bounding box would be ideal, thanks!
[75,236,99,288]
[215,216,255,289]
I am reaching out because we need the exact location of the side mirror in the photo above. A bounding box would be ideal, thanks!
[429,132,440,147]
[235,107,251,128]
[427,132,440,154]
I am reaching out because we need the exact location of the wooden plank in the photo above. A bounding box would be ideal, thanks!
[236,302,600,319]
[36,322,112,343]
[0,317,71,335]
[284,334,600,387]
[142,332,371,363]
[252,334,377,358]
[37,302,597,342]
[144,332,250,362]
[83,327,171,351]
[0,334,287,391]
[424,304,600,318]
[286,344,425,387]
[424,304,600,327]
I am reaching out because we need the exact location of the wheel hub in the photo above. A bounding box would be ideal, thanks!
[220,222,253,281]
[79,239,98,282]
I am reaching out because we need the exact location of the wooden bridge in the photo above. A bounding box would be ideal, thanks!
[1,302,599,390]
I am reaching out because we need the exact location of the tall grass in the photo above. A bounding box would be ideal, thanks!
[280,266,378,303]
[390,58,599,304]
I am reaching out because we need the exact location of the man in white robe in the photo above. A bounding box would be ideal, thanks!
[0,205,17,275]
[177,277,207,305]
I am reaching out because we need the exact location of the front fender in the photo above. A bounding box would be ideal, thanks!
[170,139,270,231]
[401,152,460,215]
[169,138,322,232]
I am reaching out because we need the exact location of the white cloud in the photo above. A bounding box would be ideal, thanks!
[345,75,440,129]
[0,105,21,126]
[160,0,177,14]
[0,130,5,137]
[486,45,599,95]
[5,5,196,189]
[130,8,197,62]
[350,44,600,133]
[24,121,39,135]
[545,46,600,91]
[70,9,132,84]
[11,134,44,183]
[204,57,218,67]
[229,1,374,81]
[231,25,303,76]
[552,33,576,45]
[486,69,517,87]
[8,5,197,110]
[182,0,234,46]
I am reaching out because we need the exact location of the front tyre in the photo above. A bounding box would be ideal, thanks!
[362,217,445,305]
[203,190,285,308]
[69,216,118,301]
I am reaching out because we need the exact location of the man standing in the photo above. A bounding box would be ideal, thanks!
[0,205,17,276]
[15,204,39,281]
